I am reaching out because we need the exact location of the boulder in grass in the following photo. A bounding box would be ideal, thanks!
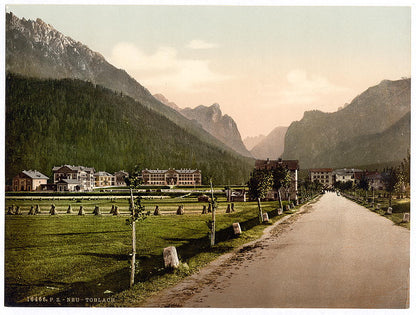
[262,213,269,223]
[386,207,393,215]
[50,204,57,215]
[35,204,41,214]
[78,206,85,216]
[113,206,119,216]
[201,205,207,214]
[93,205,101,215]
[176,205,184,215]
[226,204,231,213]
[277,208,283,215]
[28,206,35,215]
[154,205,160,216]
[402,212,410,223]
[163,246,180,269]
[67,205,72,214]
[233,222,242,235]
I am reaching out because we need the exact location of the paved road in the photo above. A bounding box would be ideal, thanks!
[144,193,410,308]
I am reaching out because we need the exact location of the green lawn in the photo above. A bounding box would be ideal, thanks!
[5,196,301,306]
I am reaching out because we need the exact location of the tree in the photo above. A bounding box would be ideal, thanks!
[125,165,148,288]
[382,168,398,207]
[247,169,273,223]
[271,165,291,209]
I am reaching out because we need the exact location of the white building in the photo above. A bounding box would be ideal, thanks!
[309,168,334,187]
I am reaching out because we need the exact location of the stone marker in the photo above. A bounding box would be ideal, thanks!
[402,212,410,223]
[202,205,207,214]
[176,205,184,215]
[67,205,72,214]
[226,204,231,213]
[50,204,56,215]
[154,205,160,215]
[35,204,41,214]
[28,206,35,215]
[78,206,85,215]
[387,207,393,215]
[163,246,180,269]
[233,222,242,235]
[231,203,235,212]
[113,206,119,216]
[262,213,269,222]
[278,208,283,215]
[93,205,101,215]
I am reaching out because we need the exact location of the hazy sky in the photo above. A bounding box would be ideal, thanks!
[6,4,411,138]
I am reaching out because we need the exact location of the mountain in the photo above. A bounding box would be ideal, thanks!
[243,135,266,151]
[153,94,181,112]
[5,74,254,184]
[180,104,252,157]
[282,78,410,169]
[250,126,288,160]
[5,12,248,158]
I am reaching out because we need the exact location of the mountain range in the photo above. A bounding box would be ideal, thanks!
[5,12,254,184]
[5,12,248,161]
[282,78,410,169]
[249,126,288,160]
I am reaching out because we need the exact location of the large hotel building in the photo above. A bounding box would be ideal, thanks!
[142,168,202,186]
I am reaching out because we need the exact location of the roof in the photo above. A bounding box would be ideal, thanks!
[142,168,200,174]
[53,165,95,173]
[309,168,333,173]
[94,171,114,177]
[21,170,49,179]
[255,159,299,171]
[334,168,363,175]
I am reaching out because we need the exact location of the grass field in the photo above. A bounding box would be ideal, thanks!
[5,195,300,306]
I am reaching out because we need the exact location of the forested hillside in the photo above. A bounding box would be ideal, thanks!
[6,74,254,184]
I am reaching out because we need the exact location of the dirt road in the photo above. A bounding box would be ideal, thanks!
[144,193,410,308]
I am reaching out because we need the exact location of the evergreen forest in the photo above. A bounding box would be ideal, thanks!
[6,73,255,185]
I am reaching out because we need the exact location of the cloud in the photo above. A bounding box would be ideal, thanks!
[108,42,229,92]
[278,69,353,107]
[187,39,218,49]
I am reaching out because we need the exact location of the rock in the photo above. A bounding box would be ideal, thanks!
[67,205,72,214]
[402,212,410,223]
[7,206,13,215]
[35,204,41,214]
[15,206,22,215]
[50,204,56,215]
[208,203,212,213]
[113,206,119,216]
[386,207,393,215]
[233,222,242,235]
[376,204,380,210]
[110,205,115,214]
[226,204,231,213]
[231,203,235,212]
[202,205,207,214]
[278,208,283,215]
[163,246,180,269]
[154,205,160,215]
[262,213,269,222]
[78,206,85,215]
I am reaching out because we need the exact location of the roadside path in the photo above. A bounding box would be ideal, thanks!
[144,193,409,308]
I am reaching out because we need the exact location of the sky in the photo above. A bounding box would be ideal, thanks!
[5,3,411,138]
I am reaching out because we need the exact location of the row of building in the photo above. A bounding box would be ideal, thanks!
[309,168,386,190]
[11,166,203,192]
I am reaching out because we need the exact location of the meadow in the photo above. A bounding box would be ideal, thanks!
[5,194,295,306]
